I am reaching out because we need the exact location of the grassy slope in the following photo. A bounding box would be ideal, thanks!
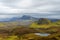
[0,20,60,40]
[30,21,60,28]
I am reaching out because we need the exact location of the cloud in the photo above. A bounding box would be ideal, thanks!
[0,1,26,13]
[1,0,33,9]
[0,0,60,13]
[24,13,60,19]
[0,0,60,18]
[0,15,19,18]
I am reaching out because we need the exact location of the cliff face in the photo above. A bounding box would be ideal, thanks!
[37,18,51,25]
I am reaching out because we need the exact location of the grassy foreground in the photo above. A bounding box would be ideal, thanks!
[0,18,60,40]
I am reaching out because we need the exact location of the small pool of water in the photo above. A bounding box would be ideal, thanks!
[35,33,50,36]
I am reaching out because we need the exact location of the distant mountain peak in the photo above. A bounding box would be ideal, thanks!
[20,15,32,20]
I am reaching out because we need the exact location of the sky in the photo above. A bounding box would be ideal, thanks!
[0,0,60,19]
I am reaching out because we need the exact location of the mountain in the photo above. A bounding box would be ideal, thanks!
[0,15,38,22]
[20,15,32,20]
[20,15,38,20]
[0,15,60,22]
[37,18,51,25]
[48,19,59,22]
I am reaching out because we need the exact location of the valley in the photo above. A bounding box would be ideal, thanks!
[0,17,60,40]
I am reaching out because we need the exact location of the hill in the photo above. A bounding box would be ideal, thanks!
[30,18,60,28]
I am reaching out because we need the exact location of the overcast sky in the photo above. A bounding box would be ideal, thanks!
[0,0,60,19]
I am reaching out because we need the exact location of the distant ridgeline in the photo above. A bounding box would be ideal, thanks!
[0,15,59,22]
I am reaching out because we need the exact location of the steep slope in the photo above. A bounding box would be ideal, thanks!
[37,18,51,25]
[30,18,54,28]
